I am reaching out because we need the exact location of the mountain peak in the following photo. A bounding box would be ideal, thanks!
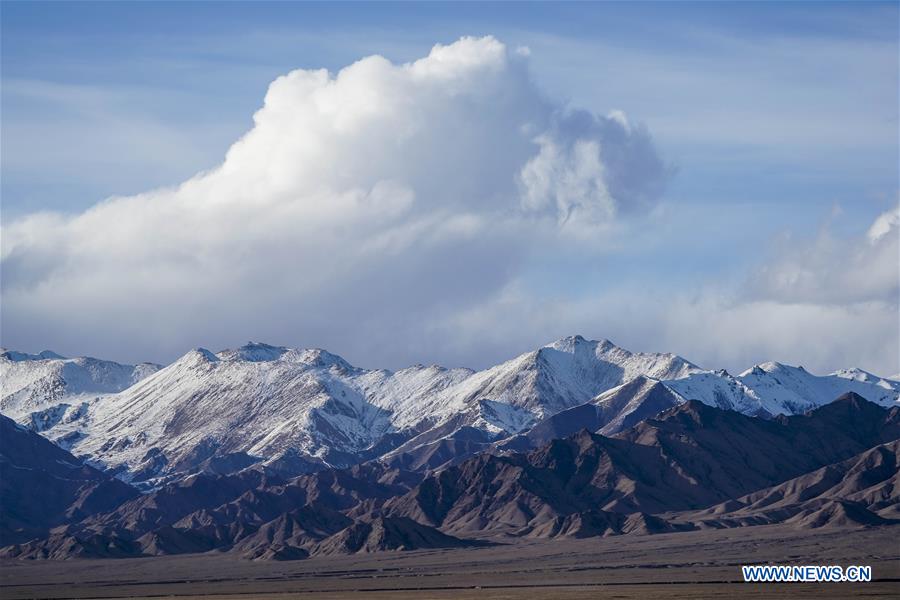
[759,361,785,372]
[218,342,288,362]
[210,343,353,370]
[832,367,882,383]
[1,349,66,362]
[812,391,874,414]
[653,399,720,427]
[545,335,617,353]
[740,361,790,377]
[545,334,591,353]
[291,348,353,370]
[177,348,220,364]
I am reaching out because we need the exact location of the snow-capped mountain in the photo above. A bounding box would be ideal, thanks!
[666,362,900,417]
[0,337,701,486]
[739,362,900,414]
[428,335,699,428]
[0,349,161,429]
[63,346,401,484]
[67,344,486,485]
[663,369,763,414]
[2,337,898,487]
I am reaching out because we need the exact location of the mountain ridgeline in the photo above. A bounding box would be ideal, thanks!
[2,337,897,487]
[1,337,899,560]
[1,393,897,559]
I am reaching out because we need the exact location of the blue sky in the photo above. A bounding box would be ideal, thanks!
[1,2,898,375]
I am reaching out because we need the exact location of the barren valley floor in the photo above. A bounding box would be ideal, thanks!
[2,525,898,599]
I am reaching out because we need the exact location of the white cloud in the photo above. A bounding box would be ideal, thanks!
[0,36,667,367]
[519,136,614,226]
[425,206,900,377]
[429,282,898,378]
[745,205,899,306]
[4,35,893,377]
[868,204,900,243]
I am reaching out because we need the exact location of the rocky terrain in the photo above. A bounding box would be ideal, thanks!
[2,390,897,560]
[2,337,897,489]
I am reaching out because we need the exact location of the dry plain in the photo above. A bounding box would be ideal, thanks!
[2,525,898,599]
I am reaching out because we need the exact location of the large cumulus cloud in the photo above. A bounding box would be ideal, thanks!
[0,36,668,366]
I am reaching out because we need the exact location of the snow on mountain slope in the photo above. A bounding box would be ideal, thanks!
[63,345,396,485]
[735,362,900,414]
[355,364,475,430]
[42,343,482,486]
[505,360,900,452]
[376,335,702,451]
[11,337,701,486]
[833,367,899,388]
[6,336,898,487]
[428,335,699,422]
[663,370,766,416]
[0,349,161,423]
[664,363,900,417]
[590,376,684,435]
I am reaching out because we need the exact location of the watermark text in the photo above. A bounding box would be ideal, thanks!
[742,565,872,583]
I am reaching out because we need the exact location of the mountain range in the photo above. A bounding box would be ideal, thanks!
[1,336,899,560]
[2,393,897,560]
[2,337,897,488]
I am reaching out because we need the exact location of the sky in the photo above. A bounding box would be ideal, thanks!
[1,1,898,376]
